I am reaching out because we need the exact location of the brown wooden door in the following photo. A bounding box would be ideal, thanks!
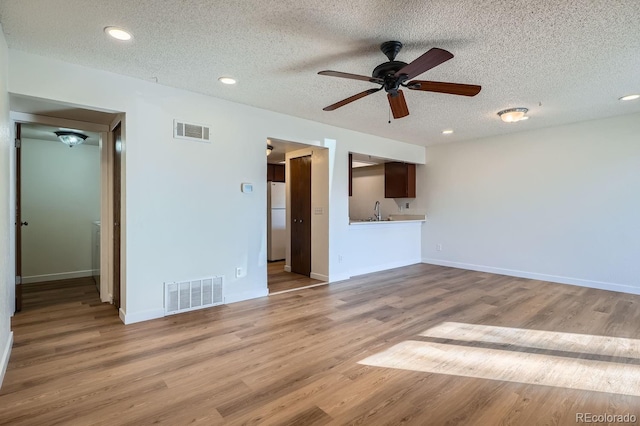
[113,124,122,309]
[15,123,22,312]
[290,156,312,276]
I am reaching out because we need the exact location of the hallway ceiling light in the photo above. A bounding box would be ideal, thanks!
[55,131,88,147]
[497,107,529,123]
[266,145,274,156]
[442,129,454,135]
[104,26,132,41]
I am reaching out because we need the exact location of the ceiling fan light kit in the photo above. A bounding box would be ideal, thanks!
[497,108,529,123]
[318,41,481,120]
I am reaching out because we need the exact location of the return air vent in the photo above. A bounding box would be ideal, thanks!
[164,276,223,315]
[173,119,211,143]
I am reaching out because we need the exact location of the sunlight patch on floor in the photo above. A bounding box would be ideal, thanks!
[359,323,640,396]
[420,322,640,358]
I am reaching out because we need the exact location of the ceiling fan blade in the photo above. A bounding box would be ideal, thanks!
[407,80,481,96]
[394,48,454,80]
[318,70,384,84]
[387,90,409,119]
[323,88,382,111]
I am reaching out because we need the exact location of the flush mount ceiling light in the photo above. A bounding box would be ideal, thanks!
[442,129,454,135]
[218,77,237,85]
[266,145,274,156]
[497,107,529,123]
[55,131,88,147]
[104,26,132,41]
[619,94,640,101]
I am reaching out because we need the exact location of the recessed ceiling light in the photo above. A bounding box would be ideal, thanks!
[218,77,237,85]
[619,94,640,101]
[442,130,454,135]
[104,27,132,41]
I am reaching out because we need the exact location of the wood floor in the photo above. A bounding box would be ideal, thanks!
[267,260,324,294]
[2,265,640,425]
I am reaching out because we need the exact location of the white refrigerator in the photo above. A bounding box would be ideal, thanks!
[267,182,286,261]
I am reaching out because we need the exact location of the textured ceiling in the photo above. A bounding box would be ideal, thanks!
[1,0,639,146]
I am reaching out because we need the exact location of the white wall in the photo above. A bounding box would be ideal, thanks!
[421,113,640,294]
[349,164,399,220]
[21,138,100,282]
[0,24,14,388]
[7,50,426,323]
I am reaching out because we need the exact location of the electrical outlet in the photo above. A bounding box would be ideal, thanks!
[235,267,242,278]
[338,255,343,263]
[405,202,410,209]
[436,244,443,251]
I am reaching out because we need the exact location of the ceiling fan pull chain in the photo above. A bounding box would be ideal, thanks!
[388,106,391,124]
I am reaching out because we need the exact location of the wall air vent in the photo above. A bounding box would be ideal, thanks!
[164,276,223,315]
[173,119,212,143]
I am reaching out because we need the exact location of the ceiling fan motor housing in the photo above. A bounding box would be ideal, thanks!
[373,61,408,95]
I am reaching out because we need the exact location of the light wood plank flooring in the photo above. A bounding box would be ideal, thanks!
[267,260,324,294]
[2,265,640,425]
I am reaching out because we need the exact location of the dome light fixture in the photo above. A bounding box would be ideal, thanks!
[104,26,132,41]
[442,129,454,135]
[619,94,640,101]
[497,107,529,123]
[266,145,274,156]
[218,77,237,85]
[55,131,88,147]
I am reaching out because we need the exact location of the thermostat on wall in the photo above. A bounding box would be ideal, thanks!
[241,183,253,193]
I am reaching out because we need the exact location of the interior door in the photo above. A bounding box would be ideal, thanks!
[112,123,122,309]
[290,155,312,276]
[15,123,22,312]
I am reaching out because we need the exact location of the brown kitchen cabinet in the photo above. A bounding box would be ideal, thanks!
[267,164,285,182]
[384,162,416,198]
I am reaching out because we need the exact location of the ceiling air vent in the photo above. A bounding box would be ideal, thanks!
[173,119,211,143]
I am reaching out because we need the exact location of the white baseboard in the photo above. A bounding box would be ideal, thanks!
[310,272,328,282]
[119,308,165,325]
[224,288,269,304]
[23,270,94,284]
[422,258,640,295]
[350,258,422,278]
[0,331,14,389]
[284,265,291,273]
[328,273,351,283]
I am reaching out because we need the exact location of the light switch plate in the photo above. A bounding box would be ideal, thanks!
[241,183,253,193]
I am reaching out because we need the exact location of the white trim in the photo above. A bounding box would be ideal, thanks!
[310,272,328,281]
[422,258,640,295]
[350,259,422,278]
[0,332,14,389]
[22,270,94,284]
[329,273,351,283]
[10,111,109,132]
[224,288,269,304]
[119,308,165,325]
[284,265,291,273]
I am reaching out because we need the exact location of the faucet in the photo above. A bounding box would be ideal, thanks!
[374,201,381,221]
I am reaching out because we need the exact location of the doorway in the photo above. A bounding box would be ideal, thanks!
[265,138,328,294]
[11,97,121,314]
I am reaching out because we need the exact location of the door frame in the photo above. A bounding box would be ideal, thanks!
[282,144,330,283]
[10,111,119,307]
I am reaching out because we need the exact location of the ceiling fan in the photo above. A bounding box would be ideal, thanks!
[318,41,481,119]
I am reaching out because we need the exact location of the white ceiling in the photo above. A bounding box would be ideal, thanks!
[1,0,639,146]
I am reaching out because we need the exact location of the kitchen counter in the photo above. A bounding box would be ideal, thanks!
[349,214,426,225]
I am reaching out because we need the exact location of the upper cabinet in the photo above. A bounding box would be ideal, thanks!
[384,162,416,198]
[267,163,285,182]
